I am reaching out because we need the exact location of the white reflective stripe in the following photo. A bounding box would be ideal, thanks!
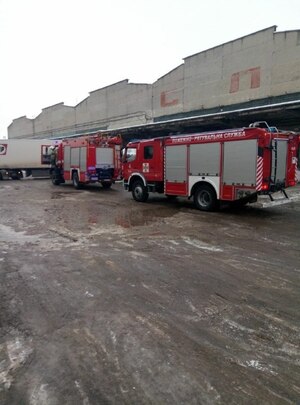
[256,156,264,190]
[128,172,147,186]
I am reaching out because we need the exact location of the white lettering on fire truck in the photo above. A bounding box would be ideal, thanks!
[171,131,246,144]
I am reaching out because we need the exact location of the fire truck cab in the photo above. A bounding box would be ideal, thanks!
[122,123,299,210]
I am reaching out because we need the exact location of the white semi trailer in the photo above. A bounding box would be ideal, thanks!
[0,139,52,180]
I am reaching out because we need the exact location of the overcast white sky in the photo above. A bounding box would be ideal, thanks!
[0,0,299,137]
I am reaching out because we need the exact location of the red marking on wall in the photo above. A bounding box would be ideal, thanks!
[230,67,261,93]
[249,67,260,88]
[230,73,240,93]
[160,91,179,107]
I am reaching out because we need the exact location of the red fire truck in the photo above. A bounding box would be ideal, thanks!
[51,133,122,189]
[122,122,299,210]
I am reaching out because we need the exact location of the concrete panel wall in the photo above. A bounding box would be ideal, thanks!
[8,26,300,139]
[182,27,275,112]
[76,93,107,127]
[106,81,152,118]
[183,47,225,113]
[34,103,76,138]
[8,116,34,139]
[153,65,184,118]
[75,80,153,131]
[153,26,300,120]
[271,31,300,95]
[75,90,108,134]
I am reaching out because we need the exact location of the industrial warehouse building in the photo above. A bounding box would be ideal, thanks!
[8,26,300,140]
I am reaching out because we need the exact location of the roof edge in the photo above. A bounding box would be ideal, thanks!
[184,25,277,60]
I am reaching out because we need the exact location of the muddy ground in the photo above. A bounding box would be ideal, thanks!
[0,179,299,405]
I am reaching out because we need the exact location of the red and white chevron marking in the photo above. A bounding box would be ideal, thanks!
[256,156,263,190]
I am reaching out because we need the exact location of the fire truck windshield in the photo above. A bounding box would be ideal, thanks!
[126,147,136,162]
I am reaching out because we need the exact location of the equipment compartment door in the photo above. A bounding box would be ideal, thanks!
[64,146,71,171]
[80,147,87,172]
[96,147,114,168]
[70,147,80,167]
[223,140,257,186]
[190,143,220,176]
[271,139,287,185]
[165,145,187,195]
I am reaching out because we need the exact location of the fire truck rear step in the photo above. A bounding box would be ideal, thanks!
[258,191,300,208]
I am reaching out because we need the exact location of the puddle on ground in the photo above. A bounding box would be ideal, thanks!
[50,190,84,199]
[115,207,177,228]
[0,224,41,244]
[51,199,179,229]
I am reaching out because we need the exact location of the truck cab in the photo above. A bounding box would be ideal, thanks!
[122,138,164,201]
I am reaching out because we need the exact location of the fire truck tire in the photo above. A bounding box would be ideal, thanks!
[194,184,218,211]
[132,180,149,202]
[72,172,81,189]
[101,182,112,189]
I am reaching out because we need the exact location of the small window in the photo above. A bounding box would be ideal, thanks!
[144,146,153,160]
[41,145,51,164]
[126,147,136,162]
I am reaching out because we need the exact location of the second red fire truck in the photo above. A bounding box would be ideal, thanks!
[51,133,122,189]
[122,122,299,210]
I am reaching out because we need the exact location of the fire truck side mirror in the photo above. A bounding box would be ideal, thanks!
[121,148,127,163]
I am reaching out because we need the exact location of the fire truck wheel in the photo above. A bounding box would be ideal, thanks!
[72,172,81,189]
[194,184,218,211]
[101,182,112,189]
[132,179,149,202]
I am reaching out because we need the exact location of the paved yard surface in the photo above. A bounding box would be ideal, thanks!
[0,179,300,404]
